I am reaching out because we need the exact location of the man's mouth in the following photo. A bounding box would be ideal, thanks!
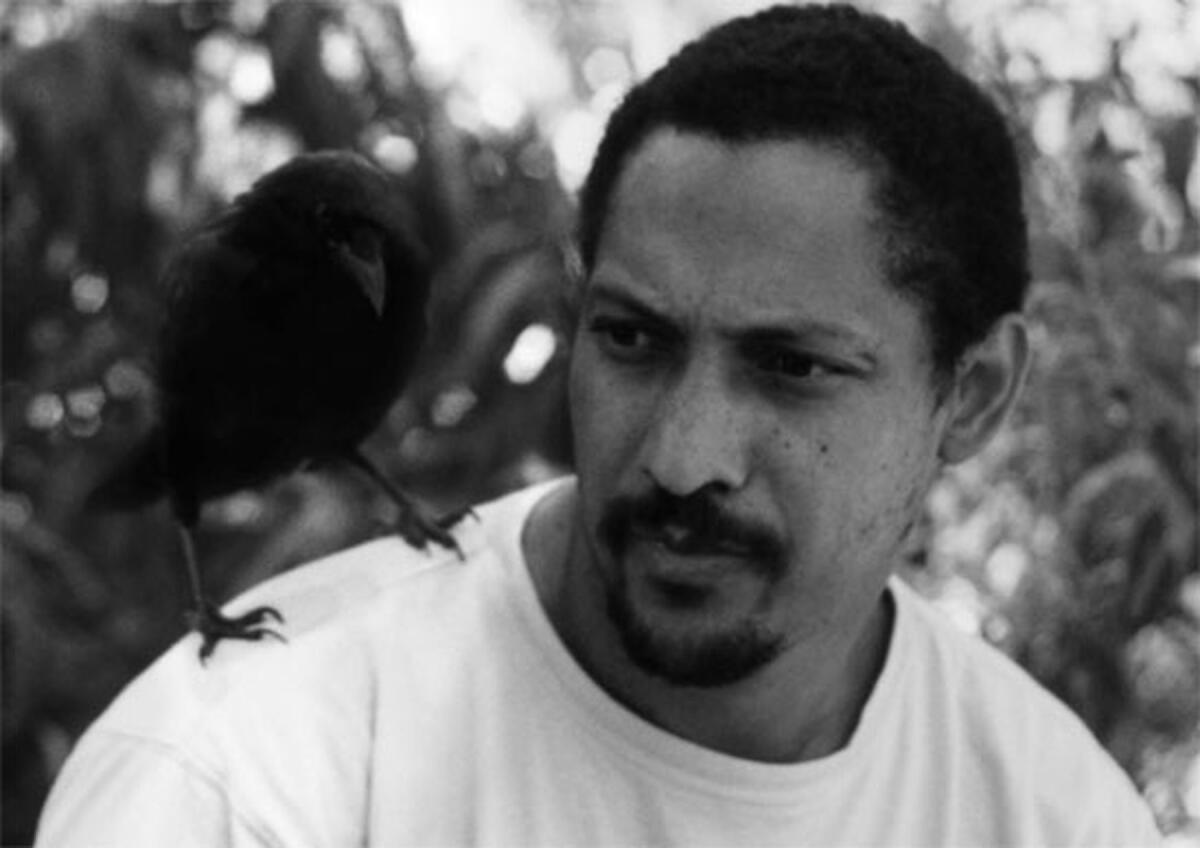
[630,521,755,559]
[624,521,772,599]
[597,489,789,584]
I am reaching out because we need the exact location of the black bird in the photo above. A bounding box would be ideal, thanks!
[95,150,461,660]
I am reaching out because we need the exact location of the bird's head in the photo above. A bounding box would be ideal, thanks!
[246,150,422,319]
[313,202,388,317]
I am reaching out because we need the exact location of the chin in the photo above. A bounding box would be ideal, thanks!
[605,578,783,688]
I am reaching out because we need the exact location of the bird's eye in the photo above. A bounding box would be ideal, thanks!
[313,203,354,236]
[314,204,343,238]
[315,207,377,253]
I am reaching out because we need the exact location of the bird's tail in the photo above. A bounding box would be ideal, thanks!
[87,435,168,510]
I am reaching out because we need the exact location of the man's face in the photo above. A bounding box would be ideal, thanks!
[568,130,950,687]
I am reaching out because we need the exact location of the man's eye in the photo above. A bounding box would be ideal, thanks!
[588,317,659,359]
[750,346,837,381]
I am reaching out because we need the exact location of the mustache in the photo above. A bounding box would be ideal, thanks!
[598,488,788,578]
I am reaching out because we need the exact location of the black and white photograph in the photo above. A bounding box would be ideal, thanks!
[2,0,1197,844]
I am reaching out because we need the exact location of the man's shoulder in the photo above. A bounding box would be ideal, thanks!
[37,481,567,846]
[896,582,1049,702]
[220,532,461,645]
[893,578,1098,742]
[218,478,564,647]
[87,481,561,744]
[890,578,1160,843]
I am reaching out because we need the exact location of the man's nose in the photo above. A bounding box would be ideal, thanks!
[637,360,751,497]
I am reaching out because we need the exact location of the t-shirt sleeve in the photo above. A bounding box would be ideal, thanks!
[1070,763,1165,848]
[34,729,273,848]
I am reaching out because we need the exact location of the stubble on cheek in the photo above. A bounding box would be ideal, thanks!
[837,433,940,582]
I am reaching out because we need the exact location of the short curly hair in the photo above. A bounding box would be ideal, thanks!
[578,3,1029,375]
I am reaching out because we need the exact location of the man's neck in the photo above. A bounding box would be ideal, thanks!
[522,480,893,764]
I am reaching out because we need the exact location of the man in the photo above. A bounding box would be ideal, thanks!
[38,5,1161,845]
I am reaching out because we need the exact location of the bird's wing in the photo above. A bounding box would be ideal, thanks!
[162,228,261,339]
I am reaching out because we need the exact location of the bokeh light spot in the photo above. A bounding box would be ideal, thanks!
[65,385,105,420]
[503,324,557,385]
[431,384,478,429]
[320,25,365,85]
[70,272,109,314]
[104,361,153,399]
[371,134,419,174]
[229,44,274,104]
[26,393,64,430]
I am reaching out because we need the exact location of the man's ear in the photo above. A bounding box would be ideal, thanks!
[938,314,1031,464]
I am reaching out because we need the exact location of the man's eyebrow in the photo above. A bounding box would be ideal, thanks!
[733,323,880,359]
[585,280,673,326]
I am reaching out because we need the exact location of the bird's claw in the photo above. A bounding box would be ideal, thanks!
[190,601,287,663]
[395,505,469,560]
[437,506,476,530]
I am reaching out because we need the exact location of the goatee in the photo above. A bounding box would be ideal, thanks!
[597,487,788,687]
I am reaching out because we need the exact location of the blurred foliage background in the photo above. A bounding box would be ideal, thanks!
[0,0,1197,843]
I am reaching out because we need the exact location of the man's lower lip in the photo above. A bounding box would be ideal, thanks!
[626,538,751,583]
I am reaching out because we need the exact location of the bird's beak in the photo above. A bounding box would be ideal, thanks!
[337,232,387,317]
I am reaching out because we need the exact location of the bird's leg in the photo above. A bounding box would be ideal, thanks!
[176,525,285,663]
[348,449,469,558]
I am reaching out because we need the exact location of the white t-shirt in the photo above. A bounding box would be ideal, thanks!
[37,479,1161,847]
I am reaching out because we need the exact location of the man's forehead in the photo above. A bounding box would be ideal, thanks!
[605,134,888,284]
[606,130,888,260]
[616,127,882,201]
